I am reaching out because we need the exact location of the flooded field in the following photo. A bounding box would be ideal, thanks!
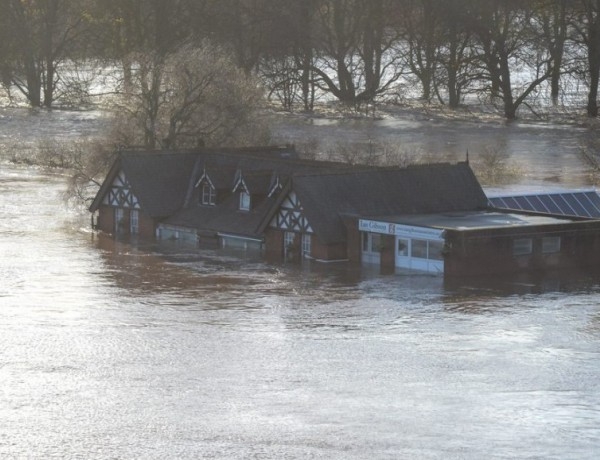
[1,109,600,458]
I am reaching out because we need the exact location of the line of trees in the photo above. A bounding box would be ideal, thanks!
[1,0,600,120]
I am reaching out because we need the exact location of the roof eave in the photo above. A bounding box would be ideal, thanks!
[88,155,122,213]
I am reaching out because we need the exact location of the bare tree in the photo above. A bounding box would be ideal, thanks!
[539,0,569,106]
[572,0,600,116]
[471,0,553,119]
[1,0,90,107]
[311,0,403,107]
[401,0,441,101]
[111,42,269,149]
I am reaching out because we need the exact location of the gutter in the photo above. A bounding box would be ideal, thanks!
[217,232,264,243]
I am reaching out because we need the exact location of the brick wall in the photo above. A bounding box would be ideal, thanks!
[96,205,114,234]
[444,221,600,277]
[265,228,284,263]
[343,217,361,264]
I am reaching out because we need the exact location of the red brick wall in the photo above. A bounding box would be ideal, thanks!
[312,238,346,261]
[380,234,395,274]
[265,228,284,263]
[138,211,156,239]
[444,221,600,277]
[96,206,156,239]
[343,217,361,264]
[96,205,114,234]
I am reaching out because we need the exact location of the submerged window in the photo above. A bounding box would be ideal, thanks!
[115,208,124,233]
[201,183,216,205]
[239,191,251,211]
[397,238,409,257]
[130,209,139,234]
[301,234,311,258]
[513,238,533,256]
[412,239,428,259]
[428,241,444,260]
[362,233,381,253]
[542,236,561,254]
[371,234,381,252]
[362,232,369,252]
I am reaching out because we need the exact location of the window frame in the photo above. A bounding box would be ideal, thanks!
[513,238,533,256]
[301,233,311,258]
[201,183,216,205]
[239,191,251,211]
[542,236,561,254]
[130,209,139,234]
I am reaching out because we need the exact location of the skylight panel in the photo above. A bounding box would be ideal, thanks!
[514,196,531,210]
[525,195,551,213]
[563,194,589,217]
[582,192,600,213]
[552,194,577,215]
[538,195,562,214]
[503,197,521,209]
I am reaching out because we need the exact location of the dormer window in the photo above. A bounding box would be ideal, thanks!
[239,191,251,211]
[201,183,216,205]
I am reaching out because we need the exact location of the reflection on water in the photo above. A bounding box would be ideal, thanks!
[2,165,600,458]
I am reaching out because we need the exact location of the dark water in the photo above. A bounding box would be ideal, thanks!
[2,164,600,459]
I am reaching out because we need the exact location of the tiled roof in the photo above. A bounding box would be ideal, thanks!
[91,147,488,245]
[289,162,488,243]
[120,152,198,217]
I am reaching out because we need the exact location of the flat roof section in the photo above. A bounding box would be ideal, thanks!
[370,211,576,232]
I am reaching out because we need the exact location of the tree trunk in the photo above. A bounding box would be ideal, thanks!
[549,0,566,106]
[499,51,516,119]
[587,2,600,117]
[42,0,58,108]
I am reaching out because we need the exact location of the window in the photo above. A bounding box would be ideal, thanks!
[130,209,139,234]
[362,233,381,253]
[397,238,409,257]
[513,238,533,256]
[428,241,444,260]
[371,234,381,252]
[239,191,251,211]
[412,239,428,258]
[301,234,311,258]
[542,236,561,254]
[201,183,216,205]
[284,231,295,248]
[115,208,124,233]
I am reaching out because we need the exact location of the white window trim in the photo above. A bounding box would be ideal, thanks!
[201,183,216,205]
[301,234,311,258]
[130,209,139,234]
[239,191,251,211]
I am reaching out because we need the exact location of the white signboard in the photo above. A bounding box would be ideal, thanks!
[359,219,444,240]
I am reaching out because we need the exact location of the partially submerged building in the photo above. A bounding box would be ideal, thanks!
[89,147,600,277]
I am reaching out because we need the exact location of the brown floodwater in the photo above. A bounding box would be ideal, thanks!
[2,163,600,459]
[1,108,600,458]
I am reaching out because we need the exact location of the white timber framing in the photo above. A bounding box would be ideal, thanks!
[270,191,313,233]
[102,170,140,209]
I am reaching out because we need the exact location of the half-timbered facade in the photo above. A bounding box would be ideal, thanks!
[90,147,600,277]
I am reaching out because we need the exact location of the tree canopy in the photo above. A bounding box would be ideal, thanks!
[1,0,600,120]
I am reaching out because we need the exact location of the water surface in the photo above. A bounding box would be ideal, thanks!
[1,164,600,459]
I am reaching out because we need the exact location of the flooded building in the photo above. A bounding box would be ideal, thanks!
[89,147,600,277]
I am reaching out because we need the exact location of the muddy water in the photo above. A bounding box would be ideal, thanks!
[271,112,598,186]
[2,108,600,458]
[2,164,600,459]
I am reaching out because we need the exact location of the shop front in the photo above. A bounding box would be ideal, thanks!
[359,219,445,274]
